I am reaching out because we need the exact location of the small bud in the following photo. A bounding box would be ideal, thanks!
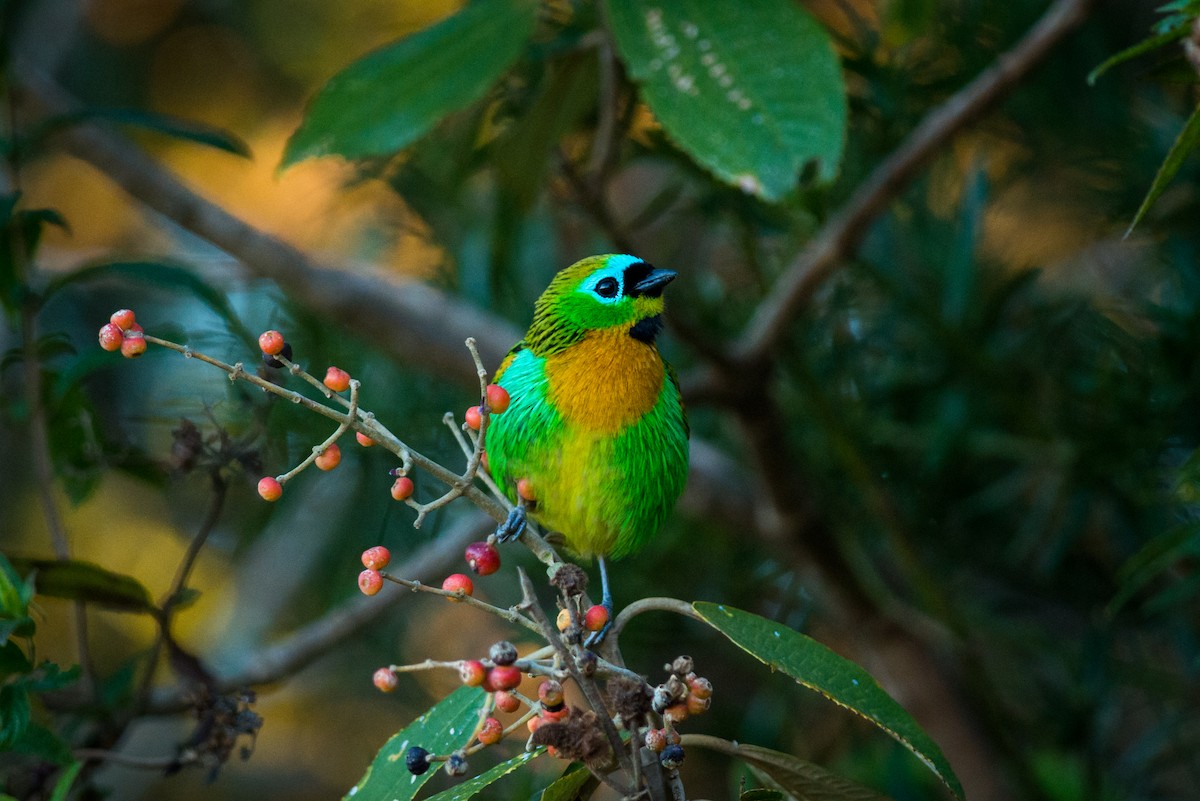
[489,641,518,666]
[670,656,694,676]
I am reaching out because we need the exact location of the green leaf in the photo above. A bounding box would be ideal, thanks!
[1127,101,1200,235]
[693,603,964,800]
[9,558,155,613]
[735,743,892,801]
[0,552,30,616]
[0,684,31,749]
[605,0,846,199]
[424,748,545,800]
[283,0,540,168]
[27,109,251,159]
[0,640,33,675]
[1086,25,1189,85]
[536,765,593,801]
[741,790,786,801]
[9,723,75,765]
[28,661,81,693]
[343,686,487,801]
[0,615,35,641]
[43,260,256,349]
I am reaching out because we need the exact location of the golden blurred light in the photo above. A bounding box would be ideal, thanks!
[85,0,184,46]
[148,25,265,127]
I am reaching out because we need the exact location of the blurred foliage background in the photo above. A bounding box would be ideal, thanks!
[2,0,1199,799]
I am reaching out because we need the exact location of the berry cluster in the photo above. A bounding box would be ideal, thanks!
[98,309,147,358]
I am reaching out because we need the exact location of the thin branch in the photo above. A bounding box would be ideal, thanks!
[611,597,703,641]
[380,573,540,634]
[732,0,1097,365]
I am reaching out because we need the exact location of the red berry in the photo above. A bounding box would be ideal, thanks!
[323,366,351,392]
[464,406,482,431]
[459,660,486,687]
[358,569,383,596]
[361,545,390,570]
[645,728,667,752]
[110,309,136,330]
[258,329,285,355]
[494,691,521,713]
[526,716,543,734]
[583,605,609,632]
[477,716,503,745]
[315,443,342,471]
[356,431,376,447]
[482,665,521,692]
[540,705,570,722]
[390,476,414,501]
[120,334,147,359]
[98,323,124,351]
[257,476,282,501]
[663,702,689,724]
[441,573,474,599]
[485,384,510,413]
[516,478,535,503]
[464,541,500,575]
[373,667,398,693]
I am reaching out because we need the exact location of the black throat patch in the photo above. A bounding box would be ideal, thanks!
[629,315,664,343]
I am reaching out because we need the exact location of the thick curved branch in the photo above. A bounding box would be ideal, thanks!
[732,0,1097,365]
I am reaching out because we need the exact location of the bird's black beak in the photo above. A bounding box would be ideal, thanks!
[630,268,677,298]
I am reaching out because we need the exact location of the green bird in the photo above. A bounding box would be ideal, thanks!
[486,254,689,631]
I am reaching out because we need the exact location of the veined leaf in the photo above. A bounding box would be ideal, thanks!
[284,0,540,167]
[1127,101,1200,236]
[536,765,593,801]
[344,686,487,801]
[605,0,846,200]
[423,748,544,800]
[694,602,964,800]
[9,558,155,613]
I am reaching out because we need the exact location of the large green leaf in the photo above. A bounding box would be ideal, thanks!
[693,603,964,800]
[28,108,250,158]
[1127,101,1200,235]
[9,558,155,613]
[423,748,544,800]
[284,0,540,167]
[605,0,845,200]
[536,765,593,801]
[344,686,488,801]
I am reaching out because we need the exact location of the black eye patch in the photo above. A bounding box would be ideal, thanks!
[622,261,652,289]
[595,276,620,298]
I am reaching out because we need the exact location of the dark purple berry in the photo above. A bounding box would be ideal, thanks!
[262,341,293,369]
[489,640,518,666]
[660,743,685,769]
[405,746,430,775]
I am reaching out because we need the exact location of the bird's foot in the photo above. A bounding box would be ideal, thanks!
[495,506,527,543]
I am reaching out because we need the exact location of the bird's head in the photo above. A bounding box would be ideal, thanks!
[525,254,676,354]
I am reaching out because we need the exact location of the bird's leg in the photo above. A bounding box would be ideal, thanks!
[584,555,615,647]
[495,502,528,543]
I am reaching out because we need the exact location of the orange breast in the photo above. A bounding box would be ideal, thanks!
[543,328,664,434]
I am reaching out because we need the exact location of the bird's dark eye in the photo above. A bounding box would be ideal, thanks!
[594,277,620,298]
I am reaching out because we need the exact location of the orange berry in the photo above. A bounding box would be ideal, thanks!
[464,405,482,430]
[477,717,503,745]
[373,667,398,693]
[540,705,570,722]
[686,693,711,715]
[441,573,474,599]
[258,329,285,355]
[355,431,375,447]
[538,680,564,706]
[516,478,535,502]
[583,604,609,632]
[98,323,124,351]
[686,675,713,700]
[257,476,282,501]
[556,608,572,632]
[663,702,689,724]
[493,691,520,714]
[358,569,383,596]
[323,366,351,392]
[390,476,414,501]
[361,545,390,570]
[459,660,487,687]
[315,443,341,471]
[110,309,136,330]
[485,384,510,413]
[526,716,543,734]
[120,333,147,359]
